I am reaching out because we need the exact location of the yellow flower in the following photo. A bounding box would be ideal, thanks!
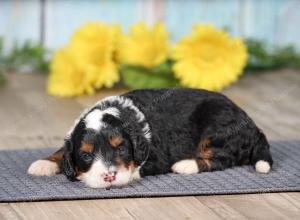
[48,48,99,97]
[47,22,121,97]
[172,24,248,91]
[118,22,169,68]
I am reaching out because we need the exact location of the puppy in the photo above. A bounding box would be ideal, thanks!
[28,88,273,188]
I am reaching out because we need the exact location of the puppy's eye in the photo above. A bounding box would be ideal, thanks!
[118,146,126,155]
[81,152,93,162]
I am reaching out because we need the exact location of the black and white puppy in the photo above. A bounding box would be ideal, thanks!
[28,88,273,188]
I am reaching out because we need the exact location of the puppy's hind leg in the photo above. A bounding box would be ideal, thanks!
[28,147,64,176]
[172,138,234,175]
[251,133,273,173]
[172,139,213,175]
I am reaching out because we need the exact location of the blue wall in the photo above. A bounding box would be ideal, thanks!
[0,0,300,50]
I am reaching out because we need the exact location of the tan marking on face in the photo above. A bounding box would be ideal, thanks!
[127,161,136,171]
[109,136,123,148]
[116,157,135,171]
[81,143,94,153]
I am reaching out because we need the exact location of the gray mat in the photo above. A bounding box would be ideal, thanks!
[1,141,300,202]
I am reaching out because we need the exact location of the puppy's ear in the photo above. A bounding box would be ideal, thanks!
[61,139,76,181]
[132,135,149,166]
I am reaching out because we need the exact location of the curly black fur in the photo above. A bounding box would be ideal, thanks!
[122,88,273,176]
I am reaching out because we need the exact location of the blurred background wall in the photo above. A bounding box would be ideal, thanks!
[0,0,300,50]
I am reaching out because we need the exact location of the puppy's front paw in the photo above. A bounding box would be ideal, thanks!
[171,159,199,175]
[27,160,59,176]
[131,168,141,180]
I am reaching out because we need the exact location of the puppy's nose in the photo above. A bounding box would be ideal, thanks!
[103,171,116,182]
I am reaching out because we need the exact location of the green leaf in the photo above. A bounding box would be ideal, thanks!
[121,64,179,89]
[246,39,300,71]
[3,40,49,73]
[0,71,6,87]
[0,37,4,68]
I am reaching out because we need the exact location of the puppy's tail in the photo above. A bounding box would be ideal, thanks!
[251,132,273,173]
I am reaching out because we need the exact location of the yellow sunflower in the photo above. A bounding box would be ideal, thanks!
[118,22,169,68]
[47,22,121,97]
[48,48,94,96]
[172,24,248,91]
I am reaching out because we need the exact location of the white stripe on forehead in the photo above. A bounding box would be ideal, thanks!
[84,107,120,131]
[67,95,151,141]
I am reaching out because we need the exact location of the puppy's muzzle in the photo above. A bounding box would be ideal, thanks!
[103,171,117,183]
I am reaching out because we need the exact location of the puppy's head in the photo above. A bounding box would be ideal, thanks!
[61,109,144,188]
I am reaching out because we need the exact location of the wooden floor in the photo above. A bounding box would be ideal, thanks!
[0,70,300,220]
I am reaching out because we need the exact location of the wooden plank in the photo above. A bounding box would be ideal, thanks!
[244,71,300,133]
[195,196,248,220]
[224,70,300,139]
[75,88,128,108]
[10,201,108,220]
[280,192,300,209]
[260,193,300,219]
[0,135,63,150]
[111,197,221,220]
[0,73,83,149]
[197,193,300,220]
[10,202,53,220]
[9,197,223,220]
[0,204,21,220]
